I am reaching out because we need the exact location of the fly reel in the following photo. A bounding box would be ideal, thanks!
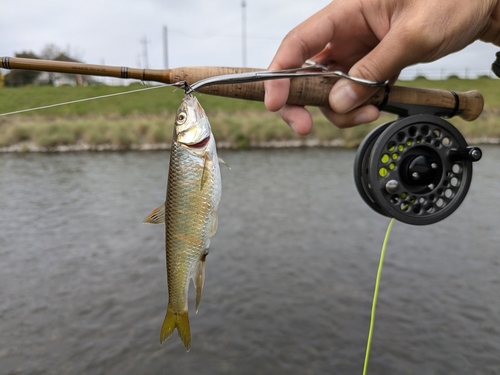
[354,115,482,225]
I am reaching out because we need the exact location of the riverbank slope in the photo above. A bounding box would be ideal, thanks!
[1,77,499,151]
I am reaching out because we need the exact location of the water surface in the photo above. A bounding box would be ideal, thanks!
[1,147,499,374]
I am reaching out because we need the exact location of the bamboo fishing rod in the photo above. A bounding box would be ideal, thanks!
[1,56,484,121]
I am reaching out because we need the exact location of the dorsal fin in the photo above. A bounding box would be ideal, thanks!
[143,204,166,224]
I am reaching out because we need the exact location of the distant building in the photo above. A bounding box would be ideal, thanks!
[35,54,94,86]
[35,71,93,86]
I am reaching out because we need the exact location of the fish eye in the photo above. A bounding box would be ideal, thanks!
[176,111,187,124]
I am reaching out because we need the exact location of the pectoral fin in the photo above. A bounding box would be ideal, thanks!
[194,249,209,313]
[218,156,231,170]
[143,204,166,224]
[200,152,211,191]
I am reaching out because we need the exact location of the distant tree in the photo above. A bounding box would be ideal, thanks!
[39,44,91,86]
[4,51,41,87]
[40,44,63,61]
[4,44,92,86]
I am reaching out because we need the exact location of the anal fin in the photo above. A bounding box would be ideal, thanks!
[194,249,209,313]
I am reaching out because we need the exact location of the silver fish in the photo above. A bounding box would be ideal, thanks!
[144,94,223,351]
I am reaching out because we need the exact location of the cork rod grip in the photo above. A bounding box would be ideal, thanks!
[171,67,483,121]
[1,58,484,121]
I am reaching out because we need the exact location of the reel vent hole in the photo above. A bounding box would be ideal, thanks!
[450,177,459,187]
[436,198,445,208]
[433,129,441,137]
[452,164,462,174]
[445,189,454,198]
[409,126,417,136]
[442,137,451,147]
[397,132,405,142]
[421,125,430,135]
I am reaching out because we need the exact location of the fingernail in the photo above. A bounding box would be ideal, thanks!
[287,121,297,132]
[354,112,372,125]
[330,84,358,113]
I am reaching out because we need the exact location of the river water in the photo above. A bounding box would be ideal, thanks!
[1,147,499,375]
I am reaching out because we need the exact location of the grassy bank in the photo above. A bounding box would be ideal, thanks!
[0,77,499,151]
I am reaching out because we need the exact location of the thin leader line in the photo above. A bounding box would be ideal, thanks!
[0,84,179,117]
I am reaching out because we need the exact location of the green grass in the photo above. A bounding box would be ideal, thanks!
[0,77,499,150]
[0,83,266,116]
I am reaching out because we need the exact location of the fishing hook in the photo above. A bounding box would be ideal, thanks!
[172,80,195,95]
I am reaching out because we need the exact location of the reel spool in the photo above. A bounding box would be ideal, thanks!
[354,115,482,225]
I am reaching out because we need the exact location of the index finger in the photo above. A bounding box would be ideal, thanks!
[265,5,336,112]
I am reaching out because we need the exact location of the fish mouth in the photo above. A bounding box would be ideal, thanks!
[185,135,210,148]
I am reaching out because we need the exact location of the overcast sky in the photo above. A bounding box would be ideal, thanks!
[2,0,499,81]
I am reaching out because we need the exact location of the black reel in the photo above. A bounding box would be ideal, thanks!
[354,115,482,225]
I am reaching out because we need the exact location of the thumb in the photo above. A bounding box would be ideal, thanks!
[329,32,412,114]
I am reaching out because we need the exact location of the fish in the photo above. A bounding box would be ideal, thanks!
[144,94,223,351]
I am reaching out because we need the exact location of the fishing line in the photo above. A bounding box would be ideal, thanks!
[0,84,178,117]
[362,217,395,375]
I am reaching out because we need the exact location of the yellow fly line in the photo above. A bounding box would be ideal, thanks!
[362,217,395,375]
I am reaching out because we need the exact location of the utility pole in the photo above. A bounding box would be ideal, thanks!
[242,0,247,67]
[140,36,150,69]
[163,26,169,69]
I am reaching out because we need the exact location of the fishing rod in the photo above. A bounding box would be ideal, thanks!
[0,56,485,225]
[1,56,484,121]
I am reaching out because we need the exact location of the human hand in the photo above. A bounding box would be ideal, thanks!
[265,0,500,134]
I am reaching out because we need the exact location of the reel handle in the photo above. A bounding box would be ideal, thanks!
[1,57,484,121]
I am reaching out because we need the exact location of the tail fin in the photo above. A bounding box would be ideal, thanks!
[160,306,191,351]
